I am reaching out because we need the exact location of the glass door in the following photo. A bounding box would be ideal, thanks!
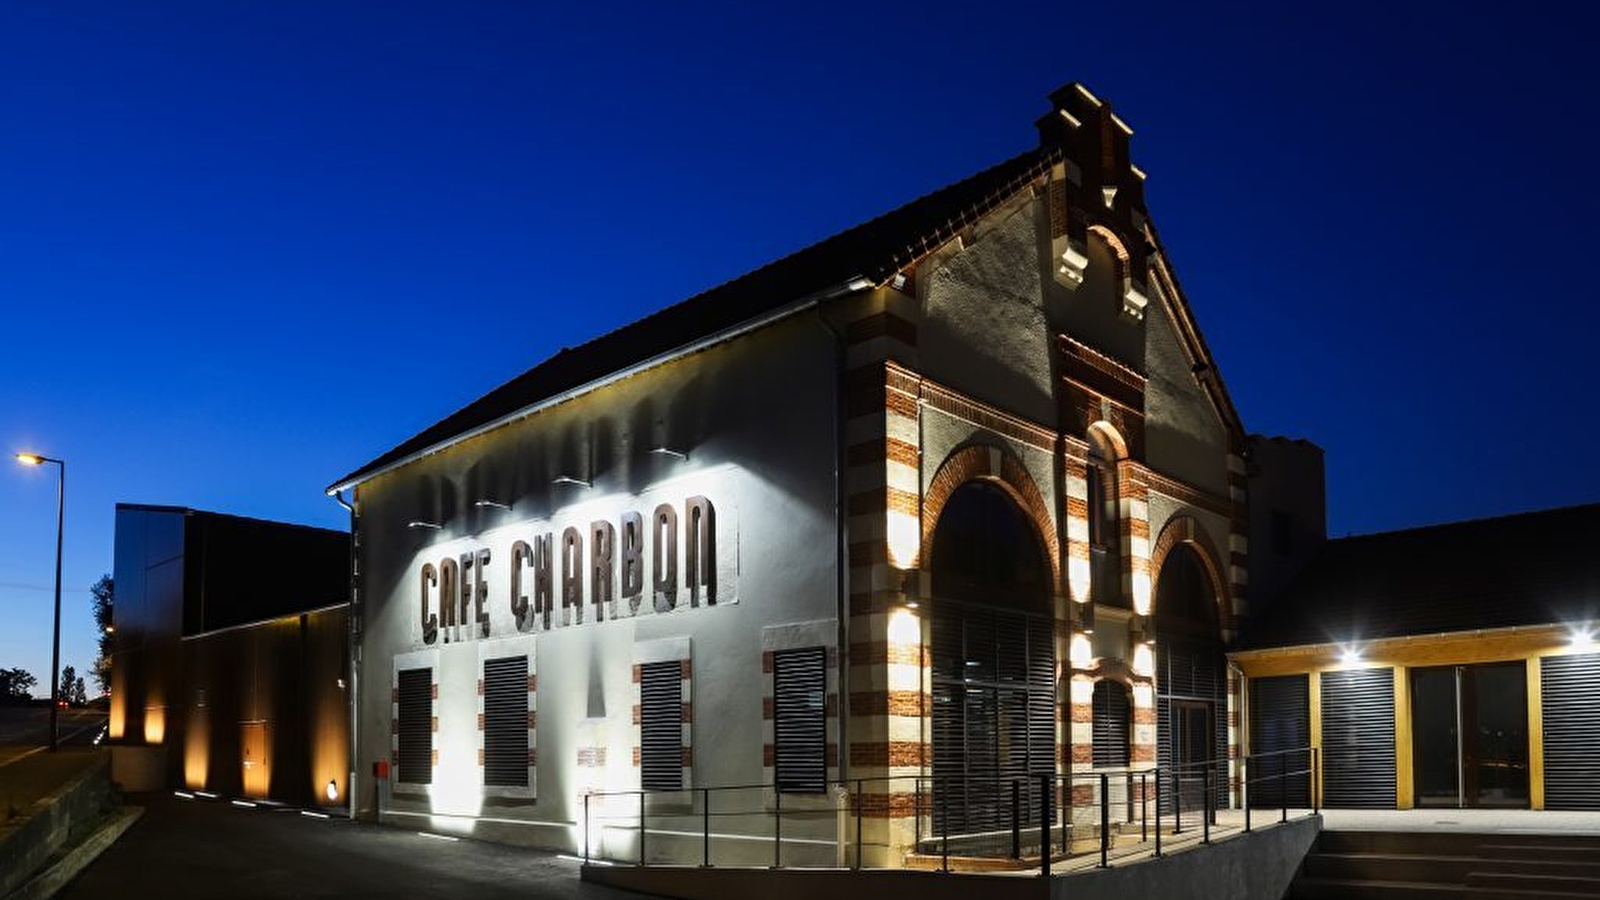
[1410,662,1528,808]
[1464,662,1528,808]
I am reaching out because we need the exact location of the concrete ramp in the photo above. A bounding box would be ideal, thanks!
[583,815,1321,900]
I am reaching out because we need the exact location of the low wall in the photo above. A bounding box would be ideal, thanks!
[0,756,113,897]
[1051,816,1320,900]
[583,816,1321,900]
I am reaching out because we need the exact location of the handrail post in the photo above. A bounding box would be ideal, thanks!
[583,793,591,864]
[1011,779,1021,859]
[855,779,864,870]
[1172,770,1182,835]
[774,785,783,868]
[1125,772,1133,824]
[639,792,646,866]
[1154,770,1163,857]
[1201,764,1211,844]
[702,787,711,867]
[1039,774,1051,878]
[1280,753,1287,824]
[940,779,950,873]
[1243,756,1251,833]
[1099,772,1110,868]
[1312,747,1320,815]
[1141,772,1148,843]
[914,776,921,851]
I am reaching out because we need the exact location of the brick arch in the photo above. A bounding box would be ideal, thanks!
[1087,657,1134,688]
[1087,224,1133,289]
[1086,420,1128,461]
[921,443,1061,590]
[1149,514,1232,633]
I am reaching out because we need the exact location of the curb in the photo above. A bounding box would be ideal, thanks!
[5,806,143,900]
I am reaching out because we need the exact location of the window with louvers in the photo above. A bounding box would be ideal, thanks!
[1092,680,1132,768]
[640,661,683,791]
[483,655,529,788]
[397,667,433,785]
[774,648,827,793]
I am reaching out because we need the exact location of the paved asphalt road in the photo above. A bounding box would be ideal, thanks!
[0,705,106,764]
[60,793,658,900]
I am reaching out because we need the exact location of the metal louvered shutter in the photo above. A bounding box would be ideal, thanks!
[1155,639,1228,812]
[483,655,529,787]
[774,648,827,793]
[640,661,683,791]
[1248,674,1310,808]
[1320,668,1395,808]
[1542,653,1600,810]
[1093,681,1131,768]
[397,667,432,785]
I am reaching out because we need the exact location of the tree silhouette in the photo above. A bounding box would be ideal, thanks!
[90,575,113,694]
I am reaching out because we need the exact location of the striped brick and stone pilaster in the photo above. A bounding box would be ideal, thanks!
[842,297,925,867]
[1117,460,1152,617]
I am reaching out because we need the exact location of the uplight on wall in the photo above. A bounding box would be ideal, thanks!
[1569,629,1595,652]
[1131,572,1152,617]
[885,511,920,570]
[1340,646,1363,666]
[1069,633,1093,669]
[326,779,339,802]
[1131,641,1155,678]
[887,607,921,646]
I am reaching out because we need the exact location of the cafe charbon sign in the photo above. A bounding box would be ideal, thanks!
[417,494,727,645]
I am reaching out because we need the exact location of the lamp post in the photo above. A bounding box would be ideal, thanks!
[15,452,64,752]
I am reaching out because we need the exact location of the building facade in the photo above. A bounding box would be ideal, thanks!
[331,84,1257,863]
[1232,503,1600,812]
[107,504,350,809]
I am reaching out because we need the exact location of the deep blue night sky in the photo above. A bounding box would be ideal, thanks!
[3,1,1596,691]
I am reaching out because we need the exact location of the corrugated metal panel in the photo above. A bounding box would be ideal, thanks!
[640,661,683,791]
[1093,681,1131,768]
[1248,674,1310,808]
[397,667,432,785]
[483,655,528,788]
[1320,668,1396,808]
[1542,652,1600,810]
[773,648,826,793]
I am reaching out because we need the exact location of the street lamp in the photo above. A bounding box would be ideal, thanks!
[15,452,65,752]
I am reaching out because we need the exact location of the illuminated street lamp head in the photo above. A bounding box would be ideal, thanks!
[15,452,44,466]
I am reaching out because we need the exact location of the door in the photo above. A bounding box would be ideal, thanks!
[1174,701,1212,813]
[240,721,270,799]
[1410,662,1528,809]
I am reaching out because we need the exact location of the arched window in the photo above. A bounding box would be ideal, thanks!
[1087,427,1122,606]
[1092,679,1132,768]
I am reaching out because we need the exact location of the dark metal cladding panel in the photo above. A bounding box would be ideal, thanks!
[1248,675,1311,808]
[483,655,529,788]
[1092,681,1131,768]
[1320,668,1396,809]
[1541,652,1600,810]
[640,661,683,791]
[397,667,433,785]
[773,648,827,794]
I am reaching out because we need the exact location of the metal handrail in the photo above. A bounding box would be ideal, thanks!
[581,745,1319,873]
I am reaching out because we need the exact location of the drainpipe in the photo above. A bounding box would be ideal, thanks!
[332,489,359,820]
[813,307,850,782]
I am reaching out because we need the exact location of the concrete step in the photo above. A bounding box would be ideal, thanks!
[1468,872,1600,897]
[1302,852,1474,883]
[1481,844,1600,863]
[1291,876,1600,900]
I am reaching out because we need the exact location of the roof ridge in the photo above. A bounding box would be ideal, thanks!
[1329,501,1600,544]
[328,144,1058,492]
